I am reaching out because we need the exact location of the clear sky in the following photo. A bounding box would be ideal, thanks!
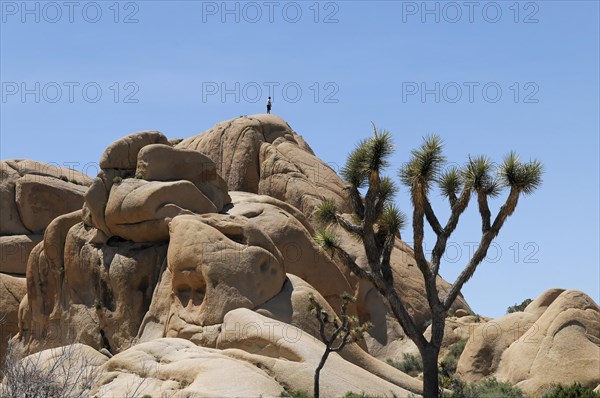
[1,0,598,318]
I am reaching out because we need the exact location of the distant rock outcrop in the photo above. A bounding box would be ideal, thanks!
[457,288,600,394]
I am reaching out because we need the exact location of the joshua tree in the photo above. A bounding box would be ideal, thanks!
[308,292,371,398]
[314,125,543,398]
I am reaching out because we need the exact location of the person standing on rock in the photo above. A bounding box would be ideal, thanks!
[266,96,272,114]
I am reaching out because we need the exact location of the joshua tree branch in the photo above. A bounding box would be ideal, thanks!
[424,199,443,236]
[444,187,471,235]
[348,186,365,220]
[477,190,491,233]
[444,188,521,310]
[334,248,425,349]
[334,214,364,236]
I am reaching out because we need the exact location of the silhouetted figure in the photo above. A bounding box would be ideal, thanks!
[266,96,272,114]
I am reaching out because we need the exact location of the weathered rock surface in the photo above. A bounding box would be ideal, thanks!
[1,159,91,236]
[16,175,87,234]
[99,130,169,170]
[0,234,43,275]
[21,218,167,354]
[227,192,354,310]
[136,143,231,210]
[7,117,598,397]
[0,274,26,363]
[457,289,600,395]
[496,289,600,394]
[104,179,216,242]
[96,311,413,397]
[83,133,230,243]
[164,213,286,341]
[177,114,351,220]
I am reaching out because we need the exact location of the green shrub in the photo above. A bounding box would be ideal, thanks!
[280,390,312,398]
[440,339,467,377]
[542,383,600,398]
[112,176,122,184]
[387,353,423,376]
[507,298,533,314]
[443,378,527,398]
[344,393,399,398]
[59,175,68,182]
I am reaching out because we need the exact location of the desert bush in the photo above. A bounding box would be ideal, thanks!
[387,353,423,377]
[280,390,312,398]
[542,383,600,398]
[442,377,527,398]
[0,340,102,398]
[440,339,467,378]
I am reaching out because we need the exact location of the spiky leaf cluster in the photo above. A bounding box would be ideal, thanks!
[314,228,339,253]
[314,199,338,224]
[399,135,445,193]
[498,152,543,194]
[463,155,501,196]
[341,128,394,189]
[438,166,462,199]
[378,203,406,235]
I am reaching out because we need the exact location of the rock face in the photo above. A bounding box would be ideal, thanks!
[94,311,413,398]
[177,114,351,220]
[0,160,92,277]
[0,274,26,363]
[83,132,231,244]
[457,289,600,394]
[0,235,43,275]
[3,116,597,397]
[1,160,92,236]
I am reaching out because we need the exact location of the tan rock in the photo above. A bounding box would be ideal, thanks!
[0,274,27,362]
[456,289,569,384]
[105,178,216,242]
[496,290,600,394]
[454,308,470,318]
[258,139,350,220]
[227,192,353,309]
[216,308,414,397]
[91,338,284,398]
[15,175,87,234]
[0,161,30,235]
[136,143,231,210]
[21,221,168,354]
[166,214,285,334]
[176,114,351,220]
[82,177,111,236]
[455,310,541,383]
[257,274,423,395]
[99,130,169,170]
[1,160,91,236]
[4,159,93,186]
[0,234,43,275]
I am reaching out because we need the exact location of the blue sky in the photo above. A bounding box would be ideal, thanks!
[1,0,598,318]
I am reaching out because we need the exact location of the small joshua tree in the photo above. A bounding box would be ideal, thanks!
[314,125,543,398]
[308,292,372,398]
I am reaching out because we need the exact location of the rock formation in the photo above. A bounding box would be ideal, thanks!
[1,116,598,397]
[457,288,600,394]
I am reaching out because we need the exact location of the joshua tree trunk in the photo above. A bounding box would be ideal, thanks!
[314,349,331,398]
[421,344,442,398]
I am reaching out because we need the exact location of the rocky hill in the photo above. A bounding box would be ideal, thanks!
[1,115,598,397]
